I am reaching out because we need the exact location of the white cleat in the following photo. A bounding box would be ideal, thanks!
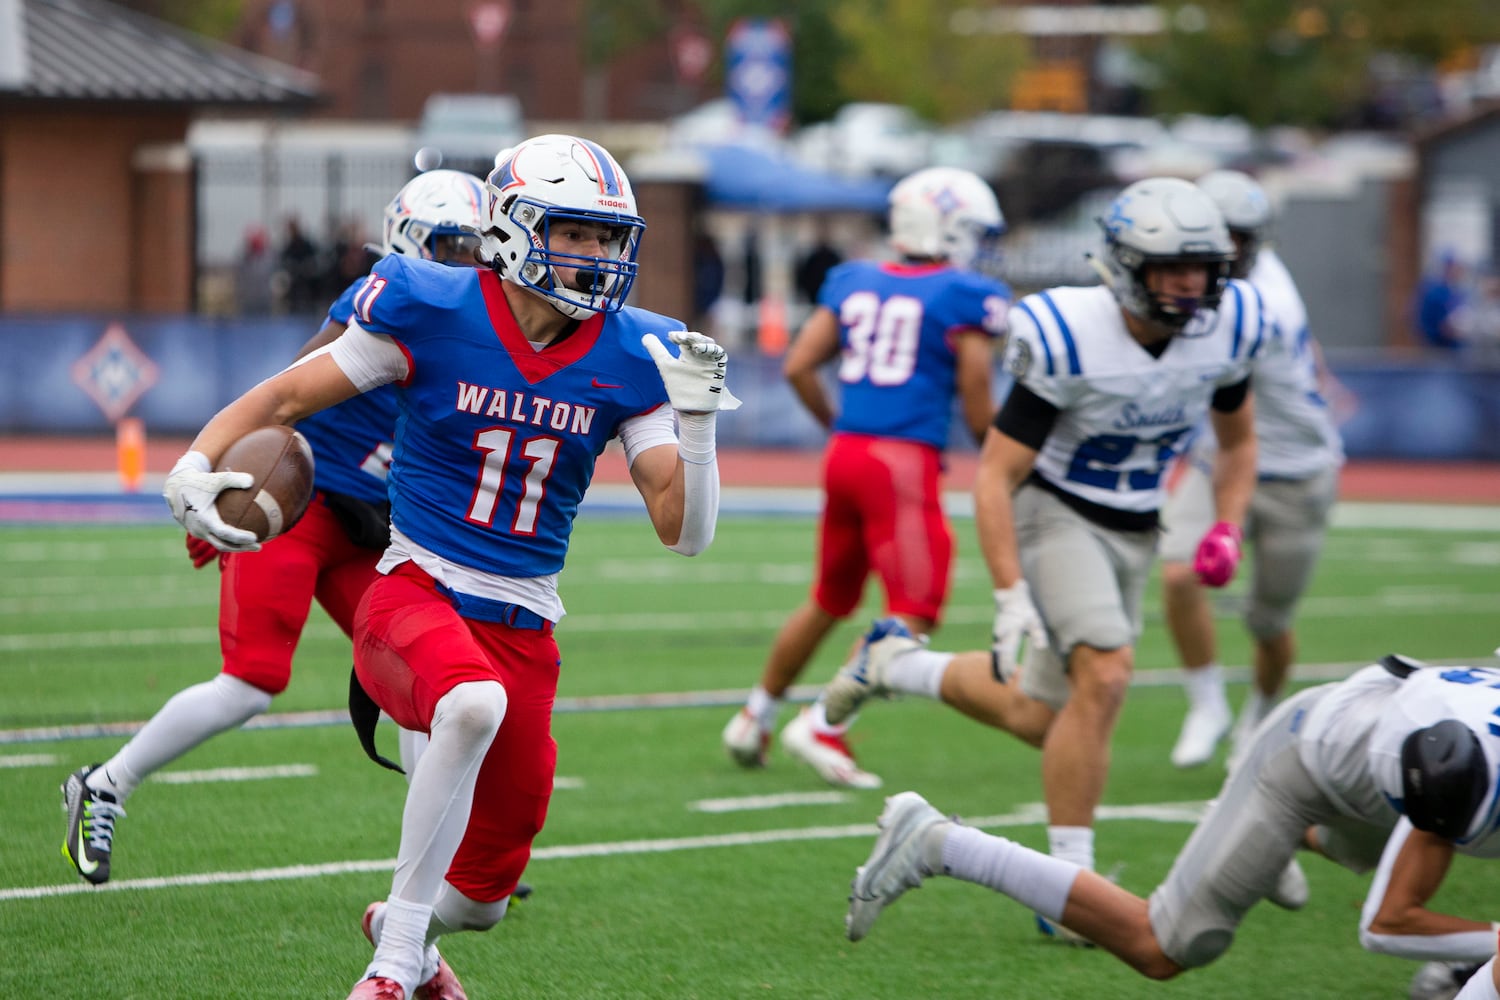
[1170,700,1233,769]
[822,617,924,726]
[722,708,771,768]
[780,708,882,790]
[1267,857,1309,911]
[847,791,949,941]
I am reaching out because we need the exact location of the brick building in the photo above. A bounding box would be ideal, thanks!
[0,0,318,313]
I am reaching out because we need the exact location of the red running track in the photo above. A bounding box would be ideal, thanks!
[1,436,1496,505]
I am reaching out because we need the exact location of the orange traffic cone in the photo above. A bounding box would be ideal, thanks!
[117,416,146,492]
[757,295,789,357]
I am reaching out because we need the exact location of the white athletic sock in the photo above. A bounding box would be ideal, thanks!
[1243,688,1280,727]
[1182,664,1228,709]
[389,683,505,902]
[807,700,846,735]
[942,825,1079,923]
[885,649,952,700]
[364,896,432,995]
[1047,825,1095,872]
[746,686,778,732]
[90,674,272,801]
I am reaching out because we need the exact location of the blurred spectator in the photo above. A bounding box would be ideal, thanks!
[692,225,725,329]
[1452,269,1500,367]
[278,215,323,314]
[795,225,843,304]
[233,225,276,316]
[1413,252,1469,350]
[329,218,378,297]
[741,231,763,305]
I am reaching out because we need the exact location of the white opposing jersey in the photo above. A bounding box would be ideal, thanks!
[1003,282,1261,515]
[1188,249,1344,478]
[1299,663,1500,855]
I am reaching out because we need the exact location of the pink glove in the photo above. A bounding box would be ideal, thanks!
[185,532,221,570]
[1193,521,1243,587]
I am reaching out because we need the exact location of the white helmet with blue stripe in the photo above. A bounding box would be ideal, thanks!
[480,134,646,319]
[382,169,488,264]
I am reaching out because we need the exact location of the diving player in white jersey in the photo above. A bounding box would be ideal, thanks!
[844,654,1500,988]
[815,177,1260,924]
[1163,169,1346,770]
[161,134,739,1000]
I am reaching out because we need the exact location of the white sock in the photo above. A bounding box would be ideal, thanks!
[746,686,778,732]
[942,824,1079,923]
[1182,664,1228,710]
[1047,825,1095,872]
[90,674,272,801]
[1243,688,1280,727]
[364,896,432,994]
[807,700,846,735]
[885,649,952,700]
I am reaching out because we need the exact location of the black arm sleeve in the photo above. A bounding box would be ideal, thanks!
[993,382,1060,451]
[1210,375,1252,414]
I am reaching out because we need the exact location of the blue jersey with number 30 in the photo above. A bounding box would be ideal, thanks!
[350,254,677,577]
[819,260,1010,450]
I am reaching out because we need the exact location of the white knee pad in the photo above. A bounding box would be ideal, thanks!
[432,681,507,744]
[434,884,510,933]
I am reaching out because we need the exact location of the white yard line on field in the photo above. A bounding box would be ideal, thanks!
[0,799,1208,903]
[690,791,852,813]
[3,658,1486,748]
[150,764,318,784]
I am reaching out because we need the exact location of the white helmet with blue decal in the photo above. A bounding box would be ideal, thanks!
[1095,176,1235,332]
[480,134,646,319]
[1196,169,1272,279]
[382,169,488,264]
[888,166,1006,279]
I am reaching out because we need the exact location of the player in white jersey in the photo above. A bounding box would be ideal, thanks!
[1163,169,1346,770]
[843,655,1500,987]
[814,177,1260,920]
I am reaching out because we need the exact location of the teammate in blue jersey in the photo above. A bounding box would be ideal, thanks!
[722,167,1011,789]
[61,169,489,900]
[160,134,738,1000]
[816,178,1265,940]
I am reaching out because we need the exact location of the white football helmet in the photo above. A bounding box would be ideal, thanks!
[382,169,488,264]
[1095,176,1235,332]
[480,134,645,318]
[1196,169,1272,279]
[888,166,1006,278]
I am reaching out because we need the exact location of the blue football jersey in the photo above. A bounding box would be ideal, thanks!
[819,260,1010,450]
[351,253,677,577]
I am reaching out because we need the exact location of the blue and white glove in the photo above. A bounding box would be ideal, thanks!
[642,331,742,413]
[992,580,1048,681]
[163,451,260,553]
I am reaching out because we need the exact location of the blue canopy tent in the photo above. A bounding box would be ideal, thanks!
[699,143,894,213]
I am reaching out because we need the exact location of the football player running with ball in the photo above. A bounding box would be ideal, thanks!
[160,134,737,1000]
[845,656,1500,990]
[61,169,490,890]
[722,166,1011,790]
[816,177,1264,936]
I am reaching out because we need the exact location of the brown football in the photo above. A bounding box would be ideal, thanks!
[213,426,316,542]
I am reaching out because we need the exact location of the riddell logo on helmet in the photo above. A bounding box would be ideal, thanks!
[596,198,631,209]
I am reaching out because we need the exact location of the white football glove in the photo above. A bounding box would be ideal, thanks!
[642,331,743,413]
[163,451,260,553]
[992,580,1048,681]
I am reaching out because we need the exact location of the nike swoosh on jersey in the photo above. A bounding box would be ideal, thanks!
[591,378,623,389]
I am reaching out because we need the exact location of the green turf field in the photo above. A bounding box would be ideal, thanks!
[3,510,1498,998]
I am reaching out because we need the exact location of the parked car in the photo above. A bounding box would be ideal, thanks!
[413,93,525,174]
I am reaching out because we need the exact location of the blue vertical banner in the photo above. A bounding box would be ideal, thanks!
[725,17,792,134]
